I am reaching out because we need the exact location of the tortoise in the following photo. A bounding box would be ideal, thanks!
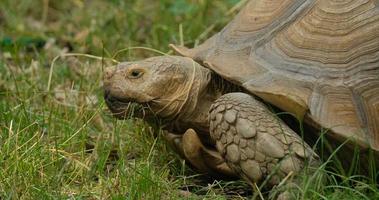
[103,0,379,195]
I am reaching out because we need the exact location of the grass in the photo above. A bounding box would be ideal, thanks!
[0,0,378,199]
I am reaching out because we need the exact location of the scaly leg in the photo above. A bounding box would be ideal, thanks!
[209,93,319,198]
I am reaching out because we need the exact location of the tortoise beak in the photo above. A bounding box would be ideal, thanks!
[104,89,153,120]
[104,89,134,105]
[104,90,130,119]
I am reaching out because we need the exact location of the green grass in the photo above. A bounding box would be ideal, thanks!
[0,0,378,199]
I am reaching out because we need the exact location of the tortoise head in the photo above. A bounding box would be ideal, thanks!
[103,55,211,120]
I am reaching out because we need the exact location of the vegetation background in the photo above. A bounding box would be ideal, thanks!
[0,0,378,199]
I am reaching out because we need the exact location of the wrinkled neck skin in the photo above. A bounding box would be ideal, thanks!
[171,77,221,134]
[153,63,220,134]
[169,72,241,137]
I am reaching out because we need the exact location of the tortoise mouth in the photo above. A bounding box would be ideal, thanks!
[104,91,153,119]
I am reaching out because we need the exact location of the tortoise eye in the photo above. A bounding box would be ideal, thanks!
[128,69,144,79]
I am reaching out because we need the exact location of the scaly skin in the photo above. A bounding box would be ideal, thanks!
[209,93,319,186]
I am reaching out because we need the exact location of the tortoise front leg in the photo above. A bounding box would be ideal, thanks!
[163,129,237,178]
[209,93,319,197]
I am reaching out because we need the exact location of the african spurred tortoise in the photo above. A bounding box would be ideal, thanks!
[103,0,379,195]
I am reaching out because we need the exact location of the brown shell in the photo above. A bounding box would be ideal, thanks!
[171,0,379,151]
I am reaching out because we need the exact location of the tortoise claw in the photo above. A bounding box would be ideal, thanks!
[163,129,237,178]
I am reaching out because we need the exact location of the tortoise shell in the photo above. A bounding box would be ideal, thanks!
[171,0,379,152]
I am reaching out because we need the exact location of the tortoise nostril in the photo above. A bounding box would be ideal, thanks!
[104,67,116,80]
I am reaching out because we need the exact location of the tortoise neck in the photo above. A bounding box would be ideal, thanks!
[157,63,212,122]
[208,72,243,95]
[174,72,243,132]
